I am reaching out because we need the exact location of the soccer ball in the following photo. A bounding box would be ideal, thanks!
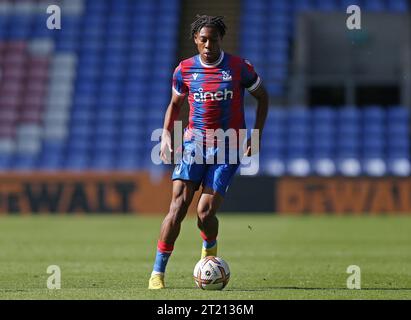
[193,256,230,290]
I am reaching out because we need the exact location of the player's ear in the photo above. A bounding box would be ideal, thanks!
[193,32,198,44]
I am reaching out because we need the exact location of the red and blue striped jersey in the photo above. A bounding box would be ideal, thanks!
[172,51,261,145]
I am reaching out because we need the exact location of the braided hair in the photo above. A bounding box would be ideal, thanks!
[190,14,226,39]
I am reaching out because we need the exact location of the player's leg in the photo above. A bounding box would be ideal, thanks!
[149,179,197,289]
[159,179,197,244]
[197,162,240,259]
[197,187,224,258]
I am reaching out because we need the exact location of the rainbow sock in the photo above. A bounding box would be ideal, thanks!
[201,231,217,249]
[152,240,174,274]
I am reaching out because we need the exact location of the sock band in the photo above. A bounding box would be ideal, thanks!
[203,239,217,249]
[200,231,217,249]
[200,231,217,243]
[153,240,174,273]
[157,240,174,253]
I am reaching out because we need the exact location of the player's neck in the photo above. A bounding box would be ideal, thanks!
[199,50,224,67]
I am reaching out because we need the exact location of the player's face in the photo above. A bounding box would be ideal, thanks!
[194,26,222,64]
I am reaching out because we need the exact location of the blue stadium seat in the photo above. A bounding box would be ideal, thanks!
[266,83,285,96]
[338,139,360,158]
[94,124,117,138]
[363,0,386,11]
[120,125,146,138]
[67,139,91,153]
[41,142,65,154]
[118,138,144,151]
[288,106,310,120]
[13,155,38,170]
[315,0,339,11]
[286,158,311,176]
[94,138,116,152]
[121,109,145,122]
[268,52,288,67]
[267,107,286,122]
[87,0,109,11]
[288,123,310,139]
[387,106,409,122]
[339,107,361,123]
[313,123,335,138]
[55,39,79,52]
[340,0,362,10]
[100,67,125,81]
[387,146,408,159]
[0,0,180,173]
[362,158,387,176]
[65,154,89,170]
[268,23,290,40]
[387,158,410,176]
[312,106,335,122]
[102,52,127,66]
[267,0,289,12]
[117,155,142,170]
[39,160,62,170]
[287,138,309,158]
[363,125,385,141]
[388,138,409,156]
[363,140,385,157]
[267,38,289,52]
[81,26,105,40]
[388,0,409,12]
[312,158,337,176]
[78,53,101,66]
[91,155,115,170]
[79,39,104,53]
[335,156,363,177]
[362,106,385,122]
[70,128,93,141]
[270,14,291,27]
[96,109,118,124]
[292,0,314,12]
[76,65,101,81]
[261,158,286,176]
[0,154,11,170]
[313,133,334,149]
[338,123,360,139]
[71,109,94,123]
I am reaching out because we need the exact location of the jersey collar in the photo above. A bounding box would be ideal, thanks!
[199,51,224,68]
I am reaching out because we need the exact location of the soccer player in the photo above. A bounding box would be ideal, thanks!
[148,15,268,289]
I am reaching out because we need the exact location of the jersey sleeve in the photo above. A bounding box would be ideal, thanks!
[241,59,262,92]
[172,63,188,96]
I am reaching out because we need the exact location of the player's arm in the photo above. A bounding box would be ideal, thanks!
[245,83,269,156]
[249,83,269,136]
[160,91,186,163]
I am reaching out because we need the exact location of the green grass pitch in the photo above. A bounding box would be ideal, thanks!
[0,214,410,299]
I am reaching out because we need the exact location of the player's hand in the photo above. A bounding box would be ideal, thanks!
[160,131,173,164]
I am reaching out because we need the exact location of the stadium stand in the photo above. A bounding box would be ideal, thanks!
[245,105,410,176]
[240,0,410,98]
[241,0,410,176]
[0,0,409,177]
[0,0,180,172]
